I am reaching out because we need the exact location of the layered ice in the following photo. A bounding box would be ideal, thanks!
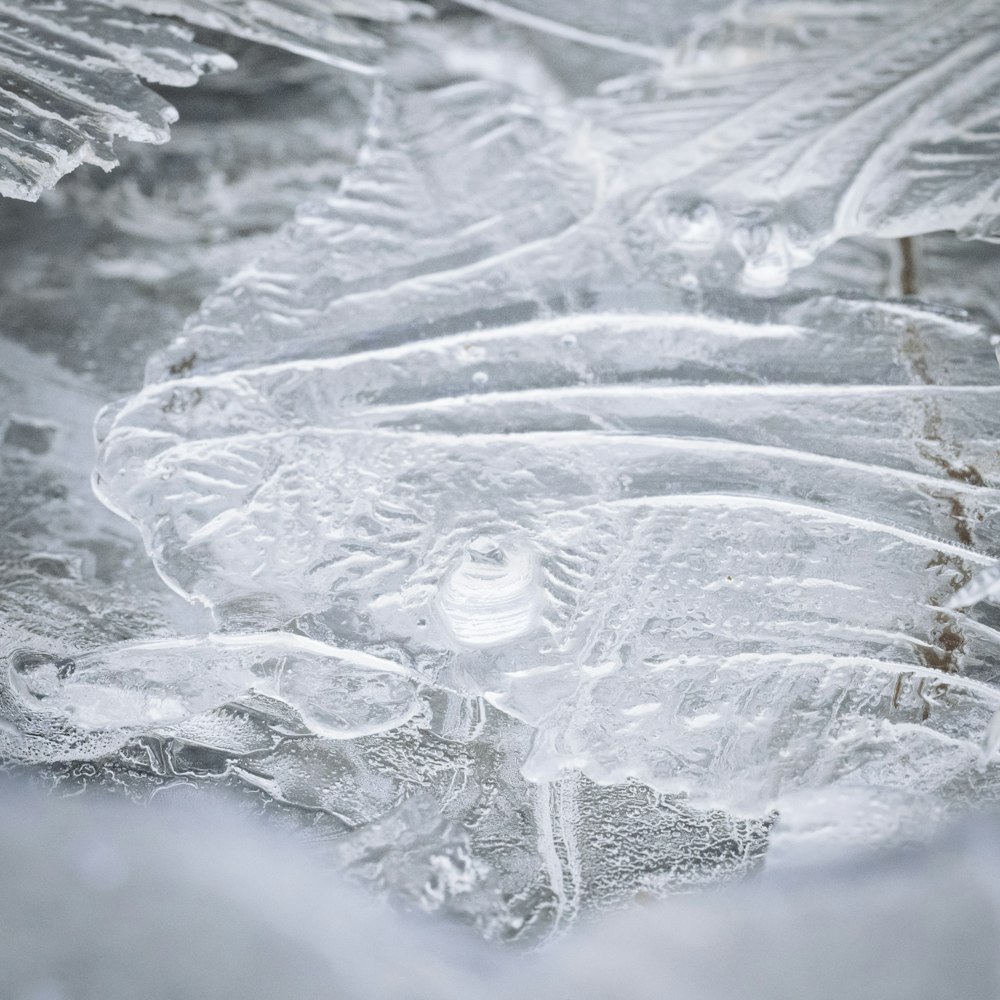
[6,0,1000,274]
[456,0,1000,284]
[450,0,733,60]
[10,633,421,737]
[92,284,1000,818]
[0,0,420,199]
[5,0,1000,952]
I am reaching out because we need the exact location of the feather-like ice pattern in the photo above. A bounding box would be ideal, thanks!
[9,633,421,737]
[148,82,602,380]
[442,1,1000,285]
[0,0,422,200]
[94,263,1000,816]
[142,50,1000,394]
[125,0,429,70]
[0,1,230,200]
[581,0,1000,286]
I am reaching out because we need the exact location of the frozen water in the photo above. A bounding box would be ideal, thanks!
[5,0,1000,964]
[579,0,1000,286]
[10,633,421,736]
[0,1,230,200]
[3,786,1000,999]
[0,0,419,199]
[125,0,428,70]
[0,47,366,756]
[6,0,1000,277]
[0,46,368,390]
[144,52,1000,396]
[93,284,1000,817]
[55,43,1000,908]
[450,0,733,60]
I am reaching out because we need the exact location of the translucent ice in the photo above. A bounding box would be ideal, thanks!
[580,0,1000,285]
[0,0,420,199]
[94,282,1000,817]
[0,1,230,200]
[142,58,1000,394]
[450,0,733,60]
[9,633,421,737]
[8,0,1000,951]
[460,0,1000,279]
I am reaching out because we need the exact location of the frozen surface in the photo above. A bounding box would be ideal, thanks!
[125,0,426,69]
[9,0,1000,270]
[427,2,1000,288]
[0,42,367,793]
[3,786,1000,1000]
[0,47,366,661]
[0,0,419,200]
[0,1,230,200]
[0,46,368,390]
[49,47,1000,915]
[450,0,732,59]
[94,283,1000,817]
[5,0,1000,962]
[0,39,775,940]
[143,49,1000,395]
[582,0,1000,286]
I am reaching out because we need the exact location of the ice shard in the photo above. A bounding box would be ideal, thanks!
[0,0,422,200]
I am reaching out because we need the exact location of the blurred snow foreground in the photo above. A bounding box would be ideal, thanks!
[3,786,1000,1000]
[3,0,1000,992]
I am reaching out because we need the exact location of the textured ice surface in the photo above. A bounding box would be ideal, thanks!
[0,0,418,200]
[0,46,368,390]
[0,1,230,200]
[0,45,363,765]
[0,43,774,936]
[451,0,732,59]
[12,633,421,736]
[795,234,1000,335]
[6,0,1000,959]
[125,0,426,69]
[0,47,365,651]
[433,2,1000,288]
[70,67,1000,875]
[93,277,1000,817]
[580,0,1000,286]
[2,644,769,939]
[142,55,1000,392]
